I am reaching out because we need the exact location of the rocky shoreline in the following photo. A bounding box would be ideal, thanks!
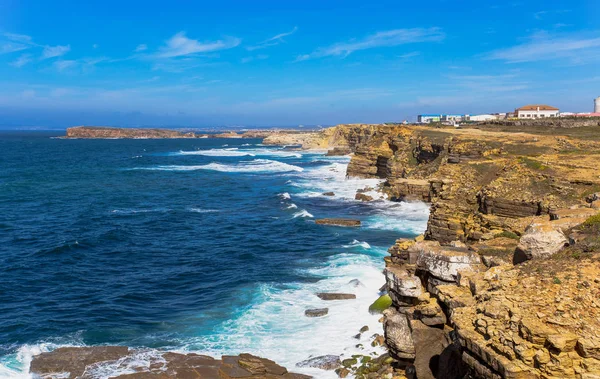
[30,122,600,378]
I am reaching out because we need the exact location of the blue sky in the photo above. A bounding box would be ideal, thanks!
[0,0,599,127]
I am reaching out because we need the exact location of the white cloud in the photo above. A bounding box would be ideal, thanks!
[0,42,29,54]
[296,28,444,61]
[53,60,77,71]
[10,54,32,67]
[3,33,34,44]
[485,31,600,63]
[135,44,148,52]
[247,26,297,51]
[41,45,70,59]
[156,32,240,58]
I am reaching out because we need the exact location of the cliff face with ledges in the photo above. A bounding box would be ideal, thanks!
[328,123,600,379]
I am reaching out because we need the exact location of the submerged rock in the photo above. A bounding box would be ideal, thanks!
[322,191,335,196]
[316,292,356,300]
[305,308,329,317]
[296,355,341,370]
[315,218,361,227]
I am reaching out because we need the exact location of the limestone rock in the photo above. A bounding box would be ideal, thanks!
[515,222,568,261]
[315,219,361,227]
[316,293,356,300]
[383,308,416,360]
[296,355,341,370]
[305,308,329,317]
[413,241,483,282]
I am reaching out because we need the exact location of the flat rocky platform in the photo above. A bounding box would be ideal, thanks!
[30,346,311,379]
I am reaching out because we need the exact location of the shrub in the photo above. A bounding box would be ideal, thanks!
[583,214,600,227]
[499,231,520,240]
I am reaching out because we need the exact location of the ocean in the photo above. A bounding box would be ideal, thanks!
[0,131,429,378]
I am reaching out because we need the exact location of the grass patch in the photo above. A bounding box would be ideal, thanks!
[553,277,562,285]
[519,157,548,171]
[584,214,600,227]
[498,231,520,240]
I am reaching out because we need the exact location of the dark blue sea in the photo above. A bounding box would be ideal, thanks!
[0,131,429,378]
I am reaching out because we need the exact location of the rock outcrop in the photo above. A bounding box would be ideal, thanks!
[65,126,200,139]
[30,346,311,378]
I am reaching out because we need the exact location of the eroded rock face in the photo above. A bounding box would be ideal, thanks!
[29,347,311,379]
[383,308,415,360]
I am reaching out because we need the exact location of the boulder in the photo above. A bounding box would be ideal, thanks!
[316,293,356,300]
[322,192,335,196]
[305,308,329,317]
[315,219,361,227]
[515,222,568,262]
[296,355,341,370]
[383,308,416,360]
[355,193,374,202]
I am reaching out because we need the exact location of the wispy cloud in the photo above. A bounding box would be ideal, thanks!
[41,45,71,59]
[53,60,77,71]
[1,33,33,54]
[10,54,32,67]
[135,44,148,52]
[247,27,297,51]
[0,42,29,54]
[296,28,444,61]
[534,9,570,20]
[156,32,240,58]
[485,31,600,64]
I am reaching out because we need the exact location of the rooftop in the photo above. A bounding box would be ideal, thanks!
[517,104,559,111]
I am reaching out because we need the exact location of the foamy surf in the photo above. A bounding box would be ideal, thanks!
[175,148,302,159]
[181,249,389,379]
[343,240,371,249]
[292,210,314,218]
[135,159,304,173]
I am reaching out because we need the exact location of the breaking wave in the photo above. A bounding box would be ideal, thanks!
[134,159,304,173]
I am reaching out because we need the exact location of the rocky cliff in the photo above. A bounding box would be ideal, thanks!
[326,123,600,379]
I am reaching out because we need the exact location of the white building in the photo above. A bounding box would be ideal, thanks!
[468,114,496,122]
[417,114,441,123]
[515,105,559,119]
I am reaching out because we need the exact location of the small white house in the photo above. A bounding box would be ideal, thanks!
[516,105,559,119]
[469,114,496,122]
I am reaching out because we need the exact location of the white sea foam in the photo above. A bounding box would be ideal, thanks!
[0,342,81,379]
[286,203,298,209]
[175,148,301,158]
[188,208,220,213]
[177,149,254,157]
[342,240,371,249]
[292,209,313,218]
[136,159,303,173]
[181,249,389,379]
[111,208,169,215]
[279,192,291,200]
[292,160,385,200]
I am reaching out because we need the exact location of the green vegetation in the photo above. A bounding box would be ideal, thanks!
[553,277,562,285]
[519,157,548,171]
[499,231,520,240]
[368,294,392,314]
[584,213,600,227]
